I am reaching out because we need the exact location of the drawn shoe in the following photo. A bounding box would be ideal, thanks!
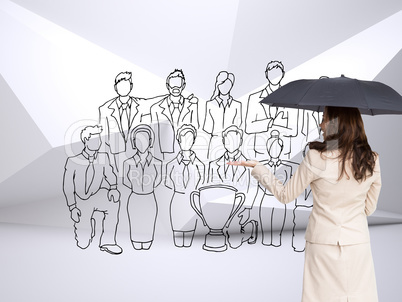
[100,244,123,255]
[247,220,258,245]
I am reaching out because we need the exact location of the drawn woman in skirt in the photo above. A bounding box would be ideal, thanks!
[123,124,162,250]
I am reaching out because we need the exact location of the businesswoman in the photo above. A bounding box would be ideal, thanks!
[229,106,381,302]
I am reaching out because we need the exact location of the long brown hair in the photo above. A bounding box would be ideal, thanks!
[309,106,376,182]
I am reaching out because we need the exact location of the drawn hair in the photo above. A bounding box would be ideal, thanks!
[176,124,197,143]
[266,60,285,72]
[265,60,285,81]
[266,130,284,154]
[80,125,102,143]
[166,69,186,87]
[115,71,132,84]
[309,106,376,181]
[222,125,243,139]
[211,71,235,100]
[130,124,155,149]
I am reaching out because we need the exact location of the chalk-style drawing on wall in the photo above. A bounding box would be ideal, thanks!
[203,71,242,159]
[150,69,199,160]
[62,62,321,254]
[63,125,123,255]
[123,124,163,250]
[292,143,313,252]
[99,71,164,174]
[258,130,295,248]
[165,124,205,248]
[207,125,258,250]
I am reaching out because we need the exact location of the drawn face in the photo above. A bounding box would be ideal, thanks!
[179,130,195,151]
[266,67,284,86]
[86,134,102,151]
[223,131,242,153]
[167,76,185,97]
[268,139,283,159]
[218,79,233,95]
[134,131,151,154]
[115,80,132,97]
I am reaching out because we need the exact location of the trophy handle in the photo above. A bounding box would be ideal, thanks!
[226,192,246,228]
[190,190,207,226]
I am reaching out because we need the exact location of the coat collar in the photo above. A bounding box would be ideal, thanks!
[108,96,139,131]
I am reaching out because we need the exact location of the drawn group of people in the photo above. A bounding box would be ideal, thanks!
[63,61,322,254]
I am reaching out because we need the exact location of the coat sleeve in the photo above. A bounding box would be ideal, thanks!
[203,102,213,135]
[102,153,118,189]
[62,159,77,210]
[365,155,381,216]
[165,161,174,190]
[251,151,318,204]
[122,160,132,190]
[245,95,270,134]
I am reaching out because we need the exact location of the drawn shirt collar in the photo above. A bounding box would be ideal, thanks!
[117,98,132,111]
[217,95,233,108]
[167,95,184,107]
[268,158,282,167]
[133,151,153,167]
[224,150,241,162]
[177,151,196,165]
[82,149,98,161]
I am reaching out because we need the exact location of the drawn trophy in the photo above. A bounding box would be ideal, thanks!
[190,184,245,252]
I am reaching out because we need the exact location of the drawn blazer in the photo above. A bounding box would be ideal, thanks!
[150,96,199,154]
[99,97,145,154]
[245,89,273,134]
[251,149,381,245]
[99,95,164,154]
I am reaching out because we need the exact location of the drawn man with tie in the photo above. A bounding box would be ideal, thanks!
[245,61,282,159]
[207,125,258,249]
[99,71,164,174]
[63,125,122,255]
[150,69,199,160]
[165,124,205,248]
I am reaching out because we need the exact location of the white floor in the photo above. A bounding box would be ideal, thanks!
[0,222,401,302]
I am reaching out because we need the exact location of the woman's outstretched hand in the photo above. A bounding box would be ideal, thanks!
[227,160,259,168]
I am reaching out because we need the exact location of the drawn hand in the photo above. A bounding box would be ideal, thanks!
[70,207,81,223]
[227,160,259,168]
[108,189,121,203]
[188,94,198,104]
[238,208,251,225]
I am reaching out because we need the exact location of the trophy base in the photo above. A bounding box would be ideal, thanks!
[202,229,227,252]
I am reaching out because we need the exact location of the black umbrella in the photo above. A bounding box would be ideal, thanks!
[260,75,402,115]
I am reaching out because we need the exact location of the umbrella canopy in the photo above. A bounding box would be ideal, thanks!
[260,75,402,115]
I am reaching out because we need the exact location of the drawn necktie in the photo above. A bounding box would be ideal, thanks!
[182,161,190,189]
[121,103,130,140]
[171,103,180,124]
[227,157,235,182]
[85,157,95,194]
